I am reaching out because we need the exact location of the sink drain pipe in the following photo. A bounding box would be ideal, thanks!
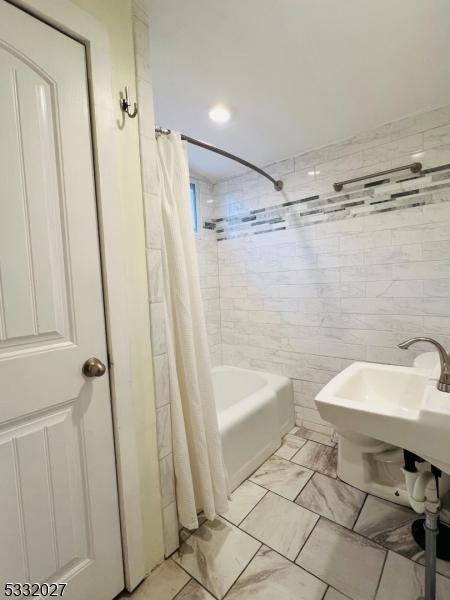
[402,451,440,600]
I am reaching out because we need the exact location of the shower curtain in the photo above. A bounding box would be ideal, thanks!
[156,132,229,529]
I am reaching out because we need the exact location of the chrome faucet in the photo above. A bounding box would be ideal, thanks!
[398,337,450,393]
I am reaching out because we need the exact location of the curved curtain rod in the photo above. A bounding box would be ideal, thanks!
[155,126,284,191]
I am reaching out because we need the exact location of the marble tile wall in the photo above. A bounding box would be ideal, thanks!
[203,104,450,432]
[193,177,222,366]
[133,1,178,556]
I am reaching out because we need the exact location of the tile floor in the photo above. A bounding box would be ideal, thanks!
[119,426,450,600]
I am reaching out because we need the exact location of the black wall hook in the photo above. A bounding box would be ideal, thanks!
[120,86,138,119]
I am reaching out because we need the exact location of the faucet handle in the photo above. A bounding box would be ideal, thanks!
[398,337,450,393]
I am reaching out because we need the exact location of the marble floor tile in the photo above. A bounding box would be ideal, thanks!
[354,495,418,556]
[294,426,335,447]
[275,432,307,460]
[296,473,366,528]
[249,456,313,500]
[175,580,214,600]
[296,518,386,600]
[119,559,190,600]
[376,551,450,600]
[220,480,267,525]
[180,516,207,544]
[291,440,338,477]
[354,494,450,579]
[240,492,319,560]
[172,517,260,599]
[226,545,326,600]
[324,588,351,600]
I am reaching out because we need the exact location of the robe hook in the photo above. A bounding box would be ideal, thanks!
[120,86,138,119]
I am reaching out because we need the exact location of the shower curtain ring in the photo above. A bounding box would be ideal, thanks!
[120,86,138,119]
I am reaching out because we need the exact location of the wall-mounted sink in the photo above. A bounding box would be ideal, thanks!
[315,361,450,475]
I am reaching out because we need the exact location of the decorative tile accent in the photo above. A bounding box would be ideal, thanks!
[240,492,319,560]
[172,517,260,599]
[376,551,450,600]
[249,456,313,500]
[211,166,450,242]
[296,518,386,600]
[119,558,189,600]
[175,580,214,600]
[296,473,366,528]
[291,440,337,477]
[226,545,326,600]
[220,480,267,525]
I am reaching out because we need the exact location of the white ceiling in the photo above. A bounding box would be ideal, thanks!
[147,0,450,182]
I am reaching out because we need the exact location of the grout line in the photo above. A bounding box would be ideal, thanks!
[172,577,193,599]
[236,489,269,527]
[219,540,262,600]
[352,492,369,531]
[374,548,389,597]
[293,513,321,565]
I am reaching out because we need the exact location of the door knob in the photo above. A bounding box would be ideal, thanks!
[82,357,107,378]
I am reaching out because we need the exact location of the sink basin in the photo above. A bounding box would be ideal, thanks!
[315,361,450,474]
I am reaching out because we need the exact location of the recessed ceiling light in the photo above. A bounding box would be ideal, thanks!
[412,151,424,159]
[308,170,315,176]
[209,105,231,124]
[308,169,320,176]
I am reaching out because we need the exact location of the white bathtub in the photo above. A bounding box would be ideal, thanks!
[212,365,294,491]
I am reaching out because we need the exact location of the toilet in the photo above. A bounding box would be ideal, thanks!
[336,352,450,507]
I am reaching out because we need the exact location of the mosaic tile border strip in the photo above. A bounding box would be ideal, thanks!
[207,164,450,241]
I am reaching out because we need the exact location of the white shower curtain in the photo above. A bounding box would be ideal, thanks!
[156,132,229,530]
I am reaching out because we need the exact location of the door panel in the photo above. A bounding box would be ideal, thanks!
[0,48,73,349]
[0,3,123,599]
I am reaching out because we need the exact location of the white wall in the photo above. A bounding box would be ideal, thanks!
[204,105,450,434]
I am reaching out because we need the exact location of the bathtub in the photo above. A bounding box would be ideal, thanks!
[212,365,294,491]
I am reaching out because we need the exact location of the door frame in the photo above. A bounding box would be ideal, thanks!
[5,0,155,590]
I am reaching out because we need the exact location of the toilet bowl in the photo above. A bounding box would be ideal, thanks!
[337,428,413,505]
[336,352,450,506]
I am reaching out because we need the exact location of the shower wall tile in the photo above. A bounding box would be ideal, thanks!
[147,249,164,303]
[156,404,173,459]
[195,177,222,365]
[205,104,450,433]
[133,3,177,556]
[149,302,167,356]
[159,453,176,507]
[162,502,180,557]
[153,353,170,408]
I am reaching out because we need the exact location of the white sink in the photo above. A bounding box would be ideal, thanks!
[315,361,450,474]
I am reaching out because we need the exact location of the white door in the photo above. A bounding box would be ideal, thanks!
[0,3,123,599]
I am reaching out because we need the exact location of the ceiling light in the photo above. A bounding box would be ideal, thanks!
[209,105,231,123]
[412,151,424,159]
[308,169,320,176]
[308,170,315,176]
